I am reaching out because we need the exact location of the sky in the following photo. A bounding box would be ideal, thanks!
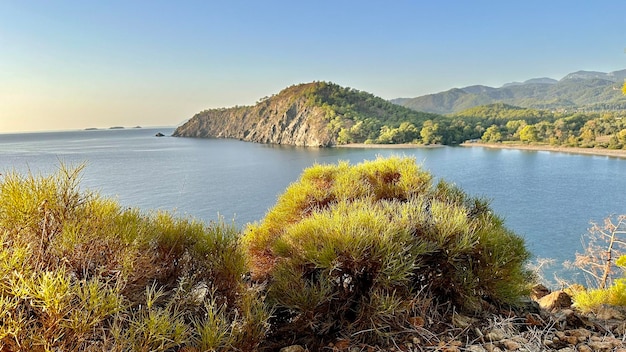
[1,1,625,133]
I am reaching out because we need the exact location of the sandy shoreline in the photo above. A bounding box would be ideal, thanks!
[335,142,626,158]
[335,143,442,149]
[460,142,626,159]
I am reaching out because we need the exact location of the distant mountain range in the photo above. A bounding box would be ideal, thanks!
[392,69,626,114]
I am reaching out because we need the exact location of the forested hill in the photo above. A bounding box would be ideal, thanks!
[173,82,440,146]
[392,69,626,114]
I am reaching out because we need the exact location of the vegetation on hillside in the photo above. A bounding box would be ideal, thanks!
[289,81,441,145]
[451,103,626,148]
[177,81,626,149]
[294,82,626,148]
[392,70,626,115]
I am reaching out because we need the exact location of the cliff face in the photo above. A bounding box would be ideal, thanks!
[173,84,335,147]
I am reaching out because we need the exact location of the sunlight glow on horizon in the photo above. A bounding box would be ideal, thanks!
[1,0,625,133]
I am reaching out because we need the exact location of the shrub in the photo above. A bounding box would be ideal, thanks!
[243,156,531,346]
[0,164,269,351]
[573,254,626,313]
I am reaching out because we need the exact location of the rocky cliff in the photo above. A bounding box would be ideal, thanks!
[172,83,335,147]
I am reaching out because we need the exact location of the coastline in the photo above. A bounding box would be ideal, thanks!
[335,143,443,149]
[461,142,626,159]
[335,142,626,159]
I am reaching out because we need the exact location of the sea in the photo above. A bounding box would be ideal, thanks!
[1,127,625,285]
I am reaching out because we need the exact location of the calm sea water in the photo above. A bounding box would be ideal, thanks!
[1,127,625,283]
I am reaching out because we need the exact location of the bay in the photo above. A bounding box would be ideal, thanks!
[1,127,625,284]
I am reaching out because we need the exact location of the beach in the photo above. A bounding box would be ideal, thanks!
[336,142,626,158]
[460,142,626,159]
[335,143,443,149]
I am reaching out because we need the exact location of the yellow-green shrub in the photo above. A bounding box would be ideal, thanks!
[574,255,626,313]
[0,165,268,351]
[243,156,531,346]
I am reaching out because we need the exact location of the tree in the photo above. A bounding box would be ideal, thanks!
[506,120,527,140]
[567,215,626,289]
[617,129,626,146]
[579,126,596,146]
[420,120,442,144]
[376,125,397,144]
[622,81,626,95]
[519,125,538,143]
[481,125,502,143]
[396,121,420,143]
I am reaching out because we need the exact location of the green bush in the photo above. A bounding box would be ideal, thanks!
[243,156,531,346]
[0,164,269,351]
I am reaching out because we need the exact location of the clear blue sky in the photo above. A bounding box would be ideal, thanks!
[1,0,624,132]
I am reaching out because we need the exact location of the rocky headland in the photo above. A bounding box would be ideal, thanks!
[172,81,438,147]
[173,83,336,147]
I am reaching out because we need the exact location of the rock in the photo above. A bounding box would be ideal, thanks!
[515,297,540,315]
[560,335,578,345]
[155,132,165,137]
[594,304,626,320]
[172,83,338,147]
[554,309,589,329]
[537,290,572,311]
[485,328,507,342]
[510,336,528,344]
[568,328,592,341]
[452,313,477,328]
[280,345,306,352]
[500,339,521,350]
[483,344,502,352]
[587,340,615,351]
[530,284,550,301]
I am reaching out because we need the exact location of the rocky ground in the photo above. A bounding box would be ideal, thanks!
[278,286,626,352]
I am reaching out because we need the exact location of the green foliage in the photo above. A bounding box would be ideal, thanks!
[450,103,626,148]
[297,81,440,144]
[420,120,443,144]
[519,125,539,143]
[0,164,269,351]
[395,77,626,115]
[243,157,530,346]
[482,125,503,142]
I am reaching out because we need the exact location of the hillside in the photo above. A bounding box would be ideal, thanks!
[392,69,626,114]
[173,82,439,146]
